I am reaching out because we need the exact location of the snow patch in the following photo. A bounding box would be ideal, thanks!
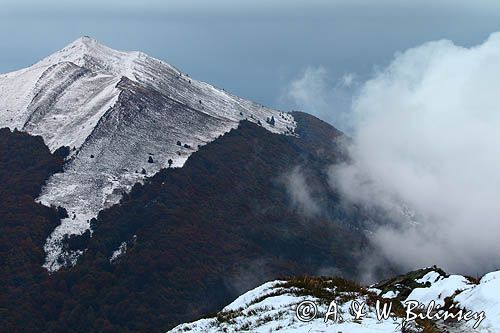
[405,271,473,306]
[110,242,127,263]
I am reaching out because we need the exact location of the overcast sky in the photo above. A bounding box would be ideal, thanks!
[2,0,500,126]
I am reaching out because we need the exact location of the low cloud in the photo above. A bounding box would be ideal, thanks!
[331,32,500,275]
[282,66,357,132]
[225,258,275,296]
[284,166,320,217]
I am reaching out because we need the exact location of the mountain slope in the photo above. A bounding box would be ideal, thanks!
[0,128,65,332]
[0,36,296,270]
[170,267,498,333]
[0,112,381,332]
[169,278,410,333]
[0,38,396,332]
[52,116,371,331]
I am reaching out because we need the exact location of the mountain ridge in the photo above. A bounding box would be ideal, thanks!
[0,111,378,332]
[0,36,297,270]
[170,266,499,332]
[0,37,396,332]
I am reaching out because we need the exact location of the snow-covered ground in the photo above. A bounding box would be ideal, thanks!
[169,280,406,333]
[454,271,500,332]
[169,268,500,333]
[405,271,474,306]
[0,36,296,270]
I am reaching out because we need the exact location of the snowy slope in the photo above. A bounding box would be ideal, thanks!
[405,271,474,306]
[168,280,408,333]
[453,272,500,332]
[0,36,296,270]
[169,268,500,333]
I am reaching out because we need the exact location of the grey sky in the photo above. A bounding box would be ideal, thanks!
[2,0,500,125]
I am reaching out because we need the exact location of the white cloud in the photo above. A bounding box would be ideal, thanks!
[284,166,320,217]
[332,32,500,275]
[341,73,356,88]
[283,66,356,132]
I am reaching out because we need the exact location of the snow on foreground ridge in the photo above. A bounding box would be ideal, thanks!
[169,279,406,333]
[454,271,500,332]
[0,36,296,271]
[169,268,500,333]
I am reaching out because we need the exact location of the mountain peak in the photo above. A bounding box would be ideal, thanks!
[36,36,139,76]
[65,35,101,51]
[76,35,97,43]
[56,36,107,57]
[0,37,298,271]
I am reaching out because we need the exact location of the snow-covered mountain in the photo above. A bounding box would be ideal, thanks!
[0,36,296,271]
[169,267,500,333]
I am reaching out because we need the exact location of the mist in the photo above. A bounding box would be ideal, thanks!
[326,32,500,275]
[283,166,321,217]
[281,66,357,132]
